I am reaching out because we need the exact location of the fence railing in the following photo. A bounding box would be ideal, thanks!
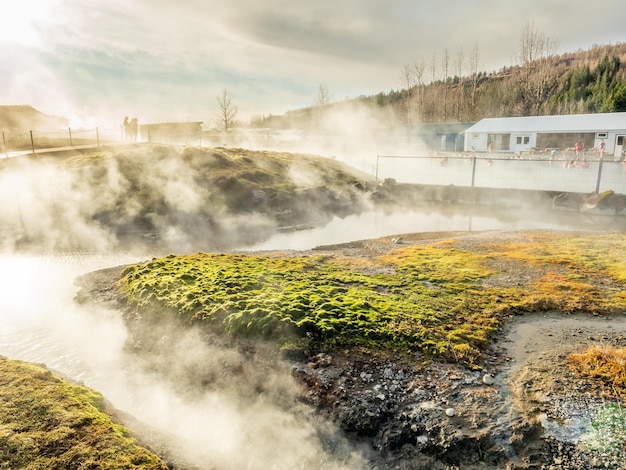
[0,127,126,157]
[1,125,208,158]
[376,153,626,195]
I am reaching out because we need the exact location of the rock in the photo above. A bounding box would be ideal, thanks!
[445,408,455,417]
[482,373,494,385]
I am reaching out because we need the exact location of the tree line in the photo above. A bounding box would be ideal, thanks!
[250,23,626,130]
[372,23,626,125]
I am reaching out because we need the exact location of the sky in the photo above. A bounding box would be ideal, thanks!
[1,0,625,130]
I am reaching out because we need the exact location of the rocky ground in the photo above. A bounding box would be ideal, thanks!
[292,313,626,470]
[76,230,626,470]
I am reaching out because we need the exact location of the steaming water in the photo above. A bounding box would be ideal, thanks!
[0,205,624,468]
[242,203,626,251]
[0,252,366,469]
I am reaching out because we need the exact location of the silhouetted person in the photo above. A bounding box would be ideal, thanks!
[129,118,139,142]
[599,139,606,159]
[122,116,130,142]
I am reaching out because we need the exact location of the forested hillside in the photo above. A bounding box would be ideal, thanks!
[252,40,626,130]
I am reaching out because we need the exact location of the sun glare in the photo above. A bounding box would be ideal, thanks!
[0,0,56,46]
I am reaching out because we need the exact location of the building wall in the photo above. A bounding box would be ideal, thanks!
[466,129,626,159]
[463,113,626,157]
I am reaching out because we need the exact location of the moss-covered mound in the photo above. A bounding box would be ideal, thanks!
[0,144,373,252]
[0,357,168,470]
[118,231,626,367]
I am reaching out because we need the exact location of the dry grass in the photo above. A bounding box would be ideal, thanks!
[568,346,626,398]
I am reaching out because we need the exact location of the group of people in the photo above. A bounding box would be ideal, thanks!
[122,116,139,142]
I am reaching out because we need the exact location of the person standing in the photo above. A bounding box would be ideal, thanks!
[129,118,139,142]
[575,140,584,160]
[122,116,130,142]
[599,139,606,159]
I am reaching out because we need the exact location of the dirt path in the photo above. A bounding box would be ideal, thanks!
[502,312,626,369]
[493,312,626,469]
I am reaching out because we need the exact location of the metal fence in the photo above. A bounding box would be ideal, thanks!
[376,154,626,195]
[0,124,208,158]
[0,127,123,157]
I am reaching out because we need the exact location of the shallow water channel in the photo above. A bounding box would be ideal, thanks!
[0,204,624,468]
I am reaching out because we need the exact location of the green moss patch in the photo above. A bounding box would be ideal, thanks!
[0,358,167,469]
[118,232,626,367]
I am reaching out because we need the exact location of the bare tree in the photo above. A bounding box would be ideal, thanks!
[216,88,238,132]
[514,21,560,115]
[413,60,426,122]
[441,48,450,121]
[428,52,438,120]
[399,64,416,126]
[514,21,558,66]
[313,83,333,107]
[430,51,438,83]
[467,43,481,117]
[455,47,465,120]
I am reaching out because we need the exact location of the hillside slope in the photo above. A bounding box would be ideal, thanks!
[0,105,69,132]
[0,144,375,253]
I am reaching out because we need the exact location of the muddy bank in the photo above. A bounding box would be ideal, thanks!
[291,311,626,469]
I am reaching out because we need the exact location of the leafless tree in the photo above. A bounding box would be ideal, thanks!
[216,88,238,132]
[514,21,560,115]
[413,60,426,122]
[313,83,333,107]
[430,51,438,83]
[467,43,481,117]
[399,64,416,126]
[455,48,465,120]
[441,48,450,121]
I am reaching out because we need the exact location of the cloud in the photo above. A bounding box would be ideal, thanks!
[1,0,625,125]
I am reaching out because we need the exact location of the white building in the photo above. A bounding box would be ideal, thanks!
[463,112,626,159]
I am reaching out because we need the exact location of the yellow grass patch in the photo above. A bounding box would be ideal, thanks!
[568,346,626,398]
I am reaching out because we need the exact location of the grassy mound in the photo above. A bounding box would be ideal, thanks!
[0,358,168,469]
[0,144,373,252]
[118,231,626,367]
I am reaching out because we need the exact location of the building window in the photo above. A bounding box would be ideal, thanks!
[596,132,608,139]
[516,136,530,144]
[488,133,510,151]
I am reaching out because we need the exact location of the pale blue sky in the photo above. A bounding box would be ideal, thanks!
[1,0,625,128]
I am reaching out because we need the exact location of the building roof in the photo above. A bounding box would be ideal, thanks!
[464,112,626,134]
[408,122,475,134]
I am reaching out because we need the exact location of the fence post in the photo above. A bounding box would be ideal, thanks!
[96,127,100,148]
[2,131,6,158]
[375,155,380,182]
[595,159,604,193]
[30,130,35,154]
[68,128,73,147]
[470,154,477,188]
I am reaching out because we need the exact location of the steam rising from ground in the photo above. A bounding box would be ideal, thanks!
[0,255,368,469]
[0,147,374,468]
[0,149,281,253]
